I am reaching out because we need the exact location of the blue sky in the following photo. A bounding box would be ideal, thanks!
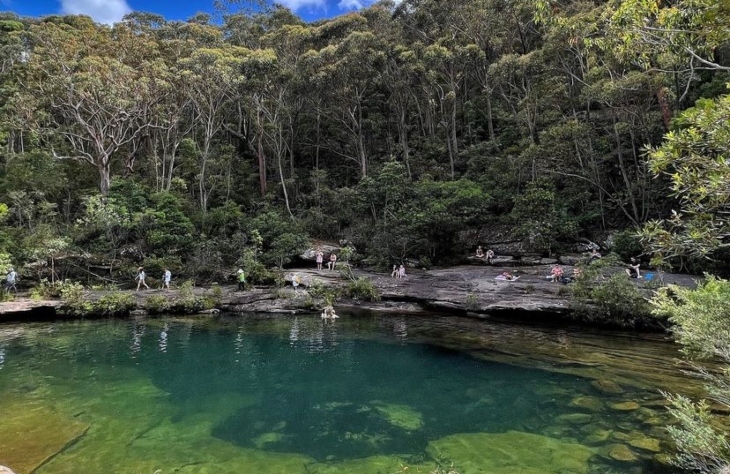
[0,0,387,24]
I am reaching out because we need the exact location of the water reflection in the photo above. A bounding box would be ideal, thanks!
[130,322,145,358]
[158,323,169,353]
[0,313,699,474]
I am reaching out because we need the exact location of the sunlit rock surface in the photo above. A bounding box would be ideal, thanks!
[427,431,596,474]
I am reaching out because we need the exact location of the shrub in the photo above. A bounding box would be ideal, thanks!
[209,283,223,304]
[0,288,12,302]
[465,293,478,311]
[145,295,169,314]
[30,278,65,299]
[168,280,215,314]
[307,279,341,304]
[58,281,92,316]
[95,292,135,316]
[572,272,651,327]
[344,277,380,302]
[610,229,643,261]
[650,276,730,472]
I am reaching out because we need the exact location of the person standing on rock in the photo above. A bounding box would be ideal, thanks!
[398,264,406,279]
[136,267,150,291]
[316,249,324,271]
[237,269,246,291]
[162,268,172,290]
[4,267,17,292]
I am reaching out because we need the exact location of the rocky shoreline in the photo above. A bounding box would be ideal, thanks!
[0,263,700,328]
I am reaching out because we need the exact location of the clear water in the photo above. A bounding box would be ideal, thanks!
[0,313,683,474]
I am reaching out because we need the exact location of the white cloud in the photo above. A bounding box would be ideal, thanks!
[60,0,132,25]
[277,0,327,11]
[338,0,365,10]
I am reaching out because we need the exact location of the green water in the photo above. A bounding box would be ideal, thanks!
[0,313,684,473]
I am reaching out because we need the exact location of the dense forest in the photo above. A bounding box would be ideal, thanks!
[0,0,728,284]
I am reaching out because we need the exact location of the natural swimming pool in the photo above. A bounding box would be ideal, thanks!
[0,312,687,473]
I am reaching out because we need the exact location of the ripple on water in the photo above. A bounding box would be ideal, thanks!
[0,314,690,473]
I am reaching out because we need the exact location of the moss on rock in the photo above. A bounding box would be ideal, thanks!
[426,430,596,473]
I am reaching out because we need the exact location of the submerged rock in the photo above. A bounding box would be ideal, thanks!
[555,413,594,425]
[370,401,423,431]
[609,401,640,411]
[584,429,612,444]
[591,380,624,394]
[427,430,596,474]
[628,435,662,453]
[570,396,604,412]
[0,399,89,473]
[607,444,638,462]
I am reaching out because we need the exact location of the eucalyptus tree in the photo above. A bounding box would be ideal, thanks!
[179,41,244,215]
[305,14,385,179]
[19,17,162,195]
[0,14,30,156]
[424,40,483,179]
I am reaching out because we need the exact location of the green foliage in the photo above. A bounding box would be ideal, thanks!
[610,229,643,262]
[238,246,277,285]
[145,295,170,314]
[94,292,136,316]
[465,293,478,311]
[649,276,730,472]
[29,279,65,299]
[307,279,340,306]
[168,280,215,314]
[651,276,730,358]
[511,183,577,256]
[0,287,12,302]
[142,192,195,255]
[571,260,652,327]
[662,392,730,473]
[640,89,730,263]
[344,276,380,302]
[58,281,135,317]
[58,282,92,316]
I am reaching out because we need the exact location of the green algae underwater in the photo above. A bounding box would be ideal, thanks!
[0,313,686,474]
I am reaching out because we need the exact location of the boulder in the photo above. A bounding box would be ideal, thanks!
[299,244,340,262]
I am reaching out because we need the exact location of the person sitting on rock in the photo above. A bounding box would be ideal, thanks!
[327,253,337,271]
[547,264,563,282]
[626,258,641,278]
[398,264,406,279]
[475,246,485,258]
[485,249,494,265]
